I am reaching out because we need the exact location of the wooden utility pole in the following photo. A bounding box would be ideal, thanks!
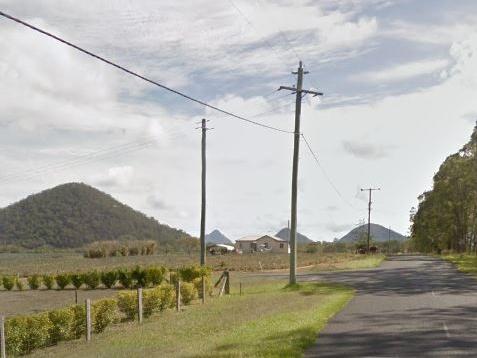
[279,61,322,284]
[360,188,380,253]
[197,118,212,266]
[388,226,391,255]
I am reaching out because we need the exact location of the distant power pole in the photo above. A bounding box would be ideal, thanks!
[279,61,323,284]
[197,118,212,266]
[388,226,391,255]
[360,188,380,253]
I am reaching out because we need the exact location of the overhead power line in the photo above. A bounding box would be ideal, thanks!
[0,10,293,134]
[301,133,359,211]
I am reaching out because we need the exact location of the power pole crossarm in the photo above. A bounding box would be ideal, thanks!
[280,61,323,285]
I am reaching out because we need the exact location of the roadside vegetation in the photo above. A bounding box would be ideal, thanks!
[442,255,477,275]
[31,281,354,358]
[410,125,477,253]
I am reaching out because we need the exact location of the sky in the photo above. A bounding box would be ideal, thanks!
[0,0,477,242]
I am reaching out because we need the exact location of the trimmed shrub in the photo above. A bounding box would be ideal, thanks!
[146,267,167,286]
[117,291,137,321]
[16,279,24,291]
[27,275,41,290]
[2,276,15,291]
[42,274,55,290]
[92,298,118,333]
[101,270,118,289]
[23,313,52,354]
[180,282,197,305]
[83,271,100,290]
[71,304,86,339]
[157,284,175,310]
[70,273,83,290]
[56,274,71,290]
[48,308,74,343]
[129,246,139,256]
[5,316,27,356]
[132,266,148,288]
[179,265,211,282]
[117,269,134,288]
[142,289,160,318]
[193,276,213,298]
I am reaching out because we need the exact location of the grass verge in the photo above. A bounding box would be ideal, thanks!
[309,254,385,272]
[31,281,354,358]
[443,254,477,275]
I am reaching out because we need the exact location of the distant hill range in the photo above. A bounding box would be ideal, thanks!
[339,223,407,243]
[0,183,194,249]
[205,229,233,245]
[275,228,313,244]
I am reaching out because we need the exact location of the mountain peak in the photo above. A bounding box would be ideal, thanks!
[0,182,192,249]
[339,223,407,243]
[275,228,313,244]
[205,229,233,245]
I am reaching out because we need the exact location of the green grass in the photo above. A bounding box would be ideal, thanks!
[443,254,477,274]
[31,281,354,358]
[308,254,385,272]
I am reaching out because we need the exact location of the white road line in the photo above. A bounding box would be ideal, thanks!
[443,322,450,338]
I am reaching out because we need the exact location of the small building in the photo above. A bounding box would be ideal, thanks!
[235,234,289,254]
[208,244,235,255]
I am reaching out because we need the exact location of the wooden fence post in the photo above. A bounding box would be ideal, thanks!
[201,276,205,304]
[75,289,78,305]
[239,282,242,296]
[85,299,91,342]
[176,280,181,312]
[224,271,230,295]
[137,288,143,324]
[1,315,6,358]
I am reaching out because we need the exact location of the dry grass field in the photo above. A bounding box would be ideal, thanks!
[0,251,384,276]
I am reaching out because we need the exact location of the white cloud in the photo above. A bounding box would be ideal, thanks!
[92,166,134,188]
[342,140,393,159]
[351,59,449,83]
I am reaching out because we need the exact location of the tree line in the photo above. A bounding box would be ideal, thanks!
[411,124,477,253]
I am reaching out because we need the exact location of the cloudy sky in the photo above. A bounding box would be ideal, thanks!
[0,0,476,241]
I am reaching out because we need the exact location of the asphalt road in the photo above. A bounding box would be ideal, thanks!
[304,255,477,357]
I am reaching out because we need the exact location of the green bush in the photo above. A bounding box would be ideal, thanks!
[92,298,118,333]
[27,274,41,290]
[82,271,100,289]
[2,276,16,291]
[142,288,160,318]
[158,284,175,310]
[132,266,148,288]
[117,291,137,321]
[193,276,213,298]
[71,304,86,339]
[146,267,167,286]
[42,274,55,290]
[23,313,52,354]
[101,270,118,289]
[48,307,74,343]
[56,273,71,290]
[180,282,197,305]
[5,316,27,356]
[117,269,134,288]
[179,265,211,282]
[16,279,24,291]
[70,273,83,290]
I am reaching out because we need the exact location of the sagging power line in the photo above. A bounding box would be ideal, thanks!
[0,10,293,135]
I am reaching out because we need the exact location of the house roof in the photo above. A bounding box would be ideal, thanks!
[236,234,286,242]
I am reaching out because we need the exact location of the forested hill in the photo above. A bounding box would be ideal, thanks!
[411,124,477,253]
[0,183,193,249]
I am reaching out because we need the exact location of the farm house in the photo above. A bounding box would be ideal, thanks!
[235,235,289,254]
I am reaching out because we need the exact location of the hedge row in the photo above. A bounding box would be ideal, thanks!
[4,280,210,356]
[0,265,212,291]
[5,298,117,356]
